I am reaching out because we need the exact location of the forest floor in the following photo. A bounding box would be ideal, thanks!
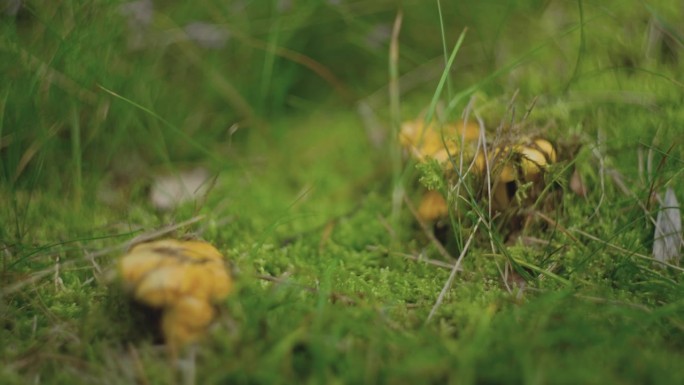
[2,1,684,384]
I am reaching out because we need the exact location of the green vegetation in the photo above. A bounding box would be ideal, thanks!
[2,0,684,384]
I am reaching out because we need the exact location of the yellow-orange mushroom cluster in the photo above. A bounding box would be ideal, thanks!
[400,117,557,221]
[119,239,232,351]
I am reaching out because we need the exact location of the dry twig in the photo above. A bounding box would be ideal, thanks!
[426,217,482,323]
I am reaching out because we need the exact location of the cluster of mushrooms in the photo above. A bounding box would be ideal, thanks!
[399,116,558,225]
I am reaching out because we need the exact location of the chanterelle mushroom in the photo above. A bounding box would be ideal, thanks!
[118,239,232,352]
[400,114,558,219]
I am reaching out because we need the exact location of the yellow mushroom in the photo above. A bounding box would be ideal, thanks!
[119,248,178,289]
[162,296,216,351]
[118,239,232,350]
[492,139,557,210]
[534,138,557,163]
[417,190,449,222]
[519,147,547,179]
[491,163,516,211]
[400,114,558,215]
[400,118,480,164]
[492,183,513,211]
[497,162,516,183]
[520,139,557,181]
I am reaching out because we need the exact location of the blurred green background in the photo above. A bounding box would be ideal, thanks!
[3,0,681,191]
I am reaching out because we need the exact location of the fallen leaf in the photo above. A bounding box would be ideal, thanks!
[653,187,682,266]
[570,168,587,197]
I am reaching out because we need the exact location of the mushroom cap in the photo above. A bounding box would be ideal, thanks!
[131,261,231,307]
[497,163,516,183]
[119,239,232,307]
[519,147,547,179]
[119,248,179,290]
[520,139,557,180]
[400,119,480,163]
[534,138,557,163]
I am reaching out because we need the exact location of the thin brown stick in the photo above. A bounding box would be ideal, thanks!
[82,215,206,266]
[389,9,404,228]
[1,270,53,296]
[126,216,206,250]
[397,251,458,270]
[426,217,482,323]
[1,216,206,295]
